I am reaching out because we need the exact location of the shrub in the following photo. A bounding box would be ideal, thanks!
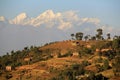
[103,59,109,70]
[5,73,13,79]
[82,60,91,66]
[0,70,2,76]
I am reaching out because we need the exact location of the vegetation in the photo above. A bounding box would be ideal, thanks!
[0,28,120,80]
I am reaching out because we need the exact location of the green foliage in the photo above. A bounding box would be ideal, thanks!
[94,74,108,80]
[51,63,85,80]
[0,46,44,69]
[5,73,13,79]
[102,50,116,60]
[81,60,91,66]
[95,41,112,49]
[95,64,104,72]
[84,35,89,41]
[95,58,110,72]
[91,36,96,40]
[103,59,109,70]
[79,47,92,55]
[112,55,120,76]
[95,57,103,63]
[112,37,120,49]
[87,71,96,80]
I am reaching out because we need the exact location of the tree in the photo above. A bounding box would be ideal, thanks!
[107,33,111,40]
[75,32,83,40]
[71,34,75,40]
[96,28,103,40]
[91,36,96,40]
[112,37,120,50]
[97,28,103,35]
[11,50,14,55]
[24,47,28,50]
[5,73,13,80]
[84,35,88,41]
[113,35,119,40]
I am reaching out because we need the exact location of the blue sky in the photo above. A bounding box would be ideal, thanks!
[0,0,120,27]
[0,0,120,55]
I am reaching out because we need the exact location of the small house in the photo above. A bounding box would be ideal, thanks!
[24,57,32,62]
[6,66,12,71]
[101,48,112,52]
[72,52,79,57]
[71,41,80,46]
[96,49,100,52]
[86,44,91,48]
[51,53,60,58]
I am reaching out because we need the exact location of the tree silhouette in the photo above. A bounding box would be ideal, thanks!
[84,35,88,41]
[91,36,96,40]
[71,33,75,40]
[96,28,103,40]
[75,32,83,40]
[107,33,111,40]
[113,35,119,40]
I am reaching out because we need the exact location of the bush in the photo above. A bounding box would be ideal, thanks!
[95,64,103,72]
[0,70,2,76]
[95,57,103,63]
[112,55,120,76]
[5,73,13,79]
[82,60,91,66]
[79,47,92,55]
[103,59,109,70]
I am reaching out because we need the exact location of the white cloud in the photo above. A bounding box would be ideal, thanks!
[101,25,114,33]
[8,10,77,30]
[0,16,5,21]
[81,17,100,24]
[6,10,101,31]
[62,11,79,22]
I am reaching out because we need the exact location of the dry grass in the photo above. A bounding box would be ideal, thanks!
[101,69,114,78]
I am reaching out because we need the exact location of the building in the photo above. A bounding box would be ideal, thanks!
[86,44,92,48]
[6,66,12,71]
[24,57,32,62]
[96,49,100,52]
[72,52,79,57]
[71,41,80,46]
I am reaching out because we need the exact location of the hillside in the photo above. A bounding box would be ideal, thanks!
[0,39,120,80]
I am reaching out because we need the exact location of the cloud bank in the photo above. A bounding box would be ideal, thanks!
[0,10,118,55]
[8,10,101,30]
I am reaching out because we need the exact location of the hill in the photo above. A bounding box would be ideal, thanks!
[0,39,120,80]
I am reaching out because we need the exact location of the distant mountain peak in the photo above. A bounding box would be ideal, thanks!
[9,13,27,24]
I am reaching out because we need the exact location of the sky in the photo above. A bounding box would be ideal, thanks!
[0,0,120,55]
